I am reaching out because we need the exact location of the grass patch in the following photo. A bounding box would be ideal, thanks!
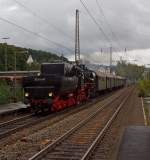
[138,80,150,97]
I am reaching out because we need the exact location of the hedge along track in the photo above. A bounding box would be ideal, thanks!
[29,87,133,160]
[0,89,124,140]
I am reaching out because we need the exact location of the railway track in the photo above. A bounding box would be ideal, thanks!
[0,90,120,140]
[0,114,39,139]
[29,87,132,160]
[88,87,137,160]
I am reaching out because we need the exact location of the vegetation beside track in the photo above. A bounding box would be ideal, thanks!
[138,80,150,97]
[0,43,68,71]
[0,80,10,104]
[0,80,23,104]
[0,43,68,104]
[115,61,144,82]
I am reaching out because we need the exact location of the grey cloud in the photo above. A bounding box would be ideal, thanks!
[0,0,150,64]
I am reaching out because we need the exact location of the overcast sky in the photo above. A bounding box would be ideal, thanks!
[0,0,150,66]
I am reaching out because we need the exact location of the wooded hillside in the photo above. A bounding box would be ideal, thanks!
[0,43,68,71]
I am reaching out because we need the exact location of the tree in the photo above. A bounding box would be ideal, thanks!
[0,43,68,71]
[115,61,144,81]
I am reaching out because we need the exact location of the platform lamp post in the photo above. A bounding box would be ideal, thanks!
[2,37,10,71]
[14,50,29,102]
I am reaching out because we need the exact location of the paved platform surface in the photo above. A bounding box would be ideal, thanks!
[0,102,27,115]
[118,126,150,160]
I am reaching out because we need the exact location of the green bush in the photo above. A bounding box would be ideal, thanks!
[138,80,150,97]
[0,80,11,104]
[0,80,23,104]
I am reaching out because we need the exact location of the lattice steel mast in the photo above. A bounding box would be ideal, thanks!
[75,9,80,64]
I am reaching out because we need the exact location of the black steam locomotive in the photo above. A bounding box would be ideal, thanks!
[23,62,125,113]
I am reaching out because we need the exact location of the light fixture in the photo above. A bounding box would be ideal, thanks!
[25,93,29,97]
[48,92,53,97]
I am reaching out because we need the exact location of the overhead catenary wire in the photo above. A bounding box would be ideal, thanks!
[80,0,112,46]
[5,0,130,65]
[14,0,122,64]
[11,30,61,55]
[80,0,127,63]
[96,0,123,50]
[80,0,121,65]
[13,0,73,41]
[96,0,131,61]
[0,17,73,54]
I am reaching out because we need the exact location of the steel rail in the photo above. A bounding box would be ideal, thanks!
[0,90,120,140]
[0,114,33,128]
[81,88,133,160]
[29,88,130,160]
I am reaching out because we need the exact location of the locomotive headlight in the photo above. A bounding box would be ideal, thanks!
[48,92,53,97]
[37,72,41,76]
[25,93,29,97]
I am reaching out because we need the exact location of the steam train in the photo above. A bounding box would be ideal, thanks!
[23,62,125,113]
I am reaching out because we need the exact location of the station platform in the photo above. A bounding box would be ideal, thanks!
[118,126,150,160]
[0,102,27,116]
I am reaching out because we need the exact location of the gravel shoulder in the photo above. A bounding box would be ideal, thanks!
[112,87,144,160]
[0,89,124,160]
[101,87,145,160]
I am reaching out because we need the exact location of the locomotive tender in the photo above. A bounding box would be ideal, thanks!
[23,62,125,113]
